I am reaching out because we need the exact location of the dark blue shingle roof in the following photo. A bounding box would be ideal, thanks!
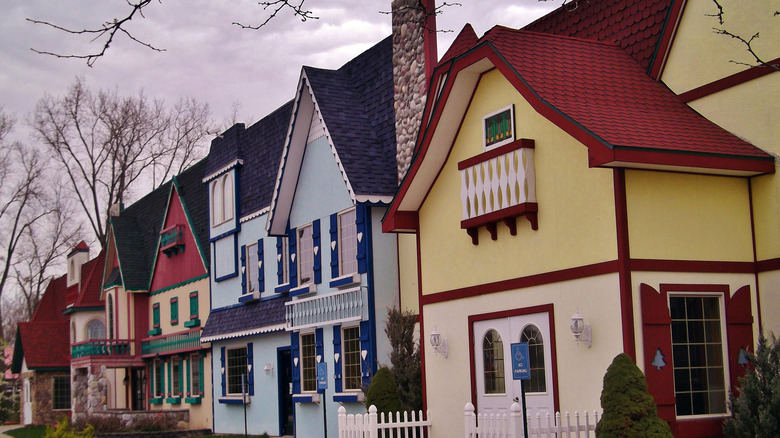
[201,296,288,340]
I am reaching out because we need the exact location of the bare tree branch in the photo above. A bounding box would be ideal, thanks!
[379,1,462,33]
[27,0,164,67]
[709,0,780,71]
[234,0,319,30]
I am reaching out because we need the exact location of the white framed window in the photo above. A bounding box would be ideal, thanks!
[280,237,289,285]
[338,209,358,276]
[153,360,164,397]
[211,174,234,227]
[297,224,314,285]
[520,324,546,393]
[246,243,258,292]
[482,105,515,151]
[300,332,316,392]
[107,293,114,339]
[342,326,361,391]
[171,357,183,397]
[52,376,71,410]
[226,346,248,395]
[482,329,505,394]
[86,319,106,340]
[669,294,728,417]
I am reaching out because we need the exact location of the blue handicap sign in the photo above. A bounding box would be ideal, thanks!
[317,362,328,391]
[511,343,531,380]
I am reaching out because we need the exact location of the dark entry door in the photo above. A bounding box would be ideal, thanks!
[278,348,294,435]
[131,368,146,410]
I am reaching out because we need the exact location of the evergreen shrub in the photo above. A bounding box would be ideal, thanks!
[595,353,672,438]
[365,366,402,416]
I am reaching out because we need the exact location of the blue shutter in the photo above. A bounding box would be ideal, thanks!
[220,347,226,396]
[240,244,247,295]
[330,213,339,279]
[257,239,264,293]
[276,237,284,285]
[315,328,324,393]
[289,230,298,288]
[291,333,300,394]
[356,205,368,274]
[313,219,321,284]
[360,320,371,388]
[247,342,254,395]
[333,326,342,393]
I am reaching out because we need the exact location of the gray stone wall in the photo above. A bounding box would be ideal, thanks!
[392,0,432,183]
[72,365,107,423]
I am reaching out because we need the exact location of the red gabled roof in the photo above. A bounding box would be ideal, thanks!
[16,321,70,369]
[440,23,479,64]
[483,27,771,164]
[30,275,68,323]
[72,250,106,309]
[524,0,674,70]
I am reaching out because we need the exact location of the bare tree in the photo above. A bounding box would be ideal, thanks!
[0,113,53,341]
[31,78,212,246]
[709,0,779,71]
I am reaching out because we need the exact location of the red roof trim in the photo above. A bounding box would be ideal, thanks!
[648,0,688,79]
[677,57,780,103]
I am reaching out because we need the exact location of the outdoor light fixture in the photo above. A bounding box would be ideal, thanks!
[570,307,592,348]
[429,326,448,358]
[264,363,274,376]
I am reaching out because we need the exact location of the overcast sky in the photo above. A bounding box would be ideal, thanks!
[1,0,559,140]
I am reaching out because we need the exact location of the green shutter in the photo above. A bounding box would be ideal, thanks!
[171,297,179,325]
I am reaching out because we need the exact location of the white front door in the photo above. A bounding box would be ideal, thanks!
[474,312,555,420]
[23,378,32,425]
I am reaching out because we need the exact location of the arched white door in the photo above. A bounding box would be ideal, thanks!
[473,312,555,419]
[23,378,32,425]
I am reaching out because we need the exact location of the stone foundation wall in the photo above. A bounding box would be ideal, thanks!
[72,365,108,423]
[89,409,190,430]
[30,371,71,425]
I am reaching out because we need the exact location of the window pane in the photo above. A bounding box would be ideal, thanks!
[339,210,358,276]
[87,320,106,340]
[223,174,234,221]
[342,327,361,390]
[227,347,248,395]
[172,358,182,396]
[670,296,727,416]
[298,226,314,285]
[191,355,201,395]
[301,333,316,392]
[483,329,505,394]
[521,325,546,393]
[247,243,258,292]
[154,361,164,397]
[52,376,71,410]
[280,238,289,284]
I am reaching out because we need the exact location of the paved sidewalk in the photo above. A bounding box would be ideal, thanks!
[0,424,23,437]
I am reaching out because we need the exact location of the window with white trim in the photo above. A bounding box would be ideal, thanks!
[338,209,358,276]
[297,224,314,285]
[300,332,316,392]
[342,326,361,391]
[521,324,546,393]
[226,347,248,395]
[171,357,183,397]
[670,295,727,416]
[153,360,164,397]
[52,376,71,410]
[246,242,258,292]
[87,319,106,340]
[280,237,289,285]
[483,329,505,394]
[211,174,234,227]
[190,354,201,395]
[107,294,114,339]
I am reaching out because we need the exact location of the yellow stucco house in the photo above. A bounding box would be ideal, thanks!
[383,1,778,437]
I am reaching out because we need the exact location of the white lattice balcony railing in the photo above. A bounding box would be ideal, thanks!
[285,286,367,331]
[458,139,538,244]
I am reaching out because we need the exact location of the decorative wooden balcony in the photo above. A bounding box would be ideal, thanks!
[458,139,537,245]
[142,329,202,357]
[160,224,185,257]
[285,287,367,331]
[71,339,134,359]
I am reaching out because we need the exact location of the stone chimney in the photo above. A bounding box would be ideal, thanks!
[392,0,438,184]
[67,241,90,288]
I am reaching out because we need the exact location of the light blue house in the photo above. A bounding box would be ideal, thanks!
[201,35,401,437]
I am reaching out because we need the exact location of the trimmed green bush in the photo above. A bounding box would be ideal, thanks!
[723,332,780,438]
[595,353,672,438]
[365,366,402,416]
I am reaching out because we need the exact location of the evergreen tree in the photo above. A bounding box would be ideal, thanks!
[595,353,673,437]
[385,306,422,412]
[723,332,780,438]
[365,366,403,416]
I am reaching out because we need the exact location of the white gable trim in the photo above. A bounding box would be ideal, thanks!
[200,323,286,343]
[240,207,270,224]
[202,159,244,183]
[266,70,359,235]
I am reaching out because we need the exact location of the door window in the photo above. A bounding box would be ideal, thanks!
[521,324,546,393]
[483,329,506,394]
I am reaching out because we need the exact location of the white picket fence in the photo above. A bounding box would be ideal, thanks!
[464,402,601,438]
[338,405,432,438]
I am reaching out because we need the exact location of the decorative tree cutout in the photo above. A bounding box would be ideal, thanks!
[737,347,749,367]
[651,348,666,370]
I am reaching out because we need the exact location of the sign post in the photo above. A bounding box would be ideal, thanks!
[317,361,328,438]
[511,342,530,438]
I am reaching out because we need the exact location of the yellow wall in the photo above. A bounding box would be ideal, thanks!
[625,170,754,261]
[418,69,617,294]
[150,278,210,334]
[662,0,780,94]
[398,233,420,313]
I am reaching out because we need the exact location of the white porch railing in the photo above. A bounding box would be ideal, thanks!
[464,402,601,438]
[338,405,432,438]
[285,286,368,331]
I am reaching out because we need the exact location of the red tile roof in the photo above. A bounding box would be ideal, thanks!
[16,322,70,369]
[440,23,478,64]
[524,0,673,69]
[72,250,106,309]
[481,27,770,161]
